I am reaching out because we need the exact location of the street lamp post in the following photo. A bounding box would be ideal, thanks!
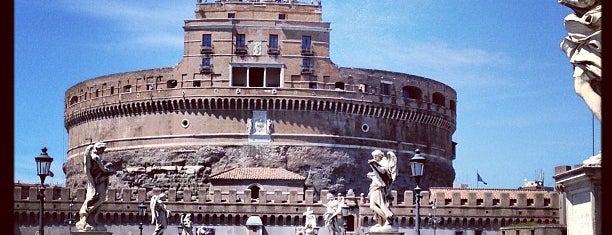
[67,196,75,232]
[341,204,350,235]
[35,147,53,235]
[409,149,426,235]
[138,201,147,235]
[177,224,184,235]
[428,200,440,235]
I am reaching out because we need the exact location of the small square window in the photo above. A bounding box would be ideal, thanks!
[510,199,518,206]
[228,13,236,18]
[278,13,286,20]
[493,199,500,206]
[193,80,202,87]
[476,199,484,206]
[146,84,154,91]
[460,199,468,205]
[309,82,317,89]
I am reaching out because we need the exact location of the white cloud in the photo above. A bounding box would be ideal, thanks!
[58,1,191,49]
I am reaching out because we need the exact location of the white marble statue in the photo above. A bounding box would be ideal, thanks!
[151,193,171,235]
[302,207,317,235]
[75,142,116,231]
[181,214,194,235]
[367,150,398,232]
[559,0,601,122]
[323,194,344,235]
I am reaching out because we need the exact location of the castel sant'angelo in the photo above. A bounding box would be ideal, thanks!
[16,1,564,234]
[63,0,457,195]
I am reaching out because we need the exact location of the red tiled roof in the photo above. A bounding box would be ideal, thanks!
[210,167,306,181]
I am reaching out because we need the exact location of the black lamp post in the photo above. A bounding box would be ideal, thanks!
[177,223,184,235]
[138,201,147,235]
[428,200,440,235]
[35,147,53,235]
[67,196,75,232]
[341,204,350,235]
[409,149,426,235]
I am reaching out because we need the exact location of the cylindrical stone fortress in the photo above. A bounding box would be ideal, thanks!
[63,0,457,195]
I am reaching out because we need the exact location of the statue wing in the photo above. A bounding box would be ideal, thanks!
[386,151,398,181]
[150,195,158,224]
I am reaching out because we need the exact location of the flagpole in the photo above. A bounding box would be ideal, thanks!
[476,170,479,189]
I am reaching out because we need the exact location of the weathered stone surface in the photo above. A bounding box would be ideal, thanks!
[65,145,454,196]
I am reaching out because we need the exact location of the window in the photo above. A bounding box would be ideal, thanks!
[460,199,468,205]
[228,12,235,18]
[110,86,115,95]
[334,82,345,90]
[201,57,212,74]
[380,82,392,95]
[477,199,484,206]
[402,86,423,100]
[445,199,452,205]
[248,185,260,200]
[432,92,446,106]
[309,82,317,89]
[493,199,500,206]
[167,80,178,89]
[123,85,132,93]
[544,198,551,207]
[278,13,286,20]
[268,34,279,54]
[146,84,154,91]
[510,199,518,206]
[527,198,534,206]
[301,35,312,54]
[202,57,211,68]
[193,80,201,87]
[358,84,367,93]
[302,58,313,74]
[201,34,213,54]
[236,34,246,54]
[202,34,212,47]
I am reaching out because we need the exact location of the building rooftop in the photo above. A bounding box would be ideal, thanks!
[210,167,306,181]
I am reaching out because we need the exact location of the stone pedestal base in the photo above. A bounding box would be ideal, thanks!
[553,163,601,235]
[71,231,113,235]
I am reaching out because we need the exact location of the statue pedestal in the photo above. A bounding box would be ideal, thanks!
[553,163,601,235]
[70,231,112,235]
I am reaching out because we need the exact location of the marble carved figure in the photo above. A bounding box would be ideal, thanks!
[559,0,602,122]
[559,0,602,165]
[151,193,171,235]
[367,150,398,232]
[303,207,317,235]
[75,142,116,231]
[323,194,344,235]
[181,214,194,235]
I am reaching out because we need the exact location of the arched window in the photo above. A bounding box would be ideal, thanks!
[402,86,422,100]
[432,92,445,107]
[248,184,262,200]
[449,100,456,111]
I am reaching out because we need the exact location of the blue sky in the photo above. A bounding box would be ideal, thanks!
[14,0,601,189]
